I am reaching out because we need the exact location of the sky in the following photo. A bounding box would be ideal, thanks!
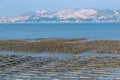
[0,0,120,16]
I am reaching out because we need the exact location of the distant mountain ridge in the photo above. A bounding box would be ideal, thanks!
[0,8,120,23]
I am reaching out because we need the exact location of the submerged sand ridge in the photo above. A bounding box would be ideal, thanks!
[0,38,119,54]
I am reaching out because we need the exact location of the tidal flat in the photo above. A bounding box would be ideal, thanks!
[0,38,120,80]
[1,55,120,80]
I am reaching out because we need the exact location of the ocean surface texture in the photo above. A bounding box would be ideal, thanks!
[0,23,120,40]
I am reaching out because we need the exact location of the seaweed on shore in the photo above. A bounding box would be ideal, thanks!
[0,38,119,54]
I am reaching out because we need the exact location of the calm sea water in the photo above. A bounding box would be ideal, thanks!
[0,23,120,40]
[0,23,120,79]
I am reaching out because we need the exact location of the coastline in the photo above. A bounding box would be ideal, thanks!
[1,21,120,24]
[0,38,120,79]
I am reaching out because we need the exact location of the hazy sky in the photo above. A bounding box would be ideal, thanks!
[0,0,120,16]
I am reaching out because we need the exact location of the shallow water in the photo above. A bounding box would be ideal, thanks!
[78,52,120,58]
[0,51,72,59]
[1,51,120,80]
[0,51,120,59]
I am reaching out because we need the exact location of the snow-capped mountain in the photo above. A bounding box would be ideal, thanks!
[0,8,120,23]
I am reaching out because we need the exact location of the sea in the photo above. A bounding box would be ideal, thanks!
[0,23,120,79]
[0,22,120,40]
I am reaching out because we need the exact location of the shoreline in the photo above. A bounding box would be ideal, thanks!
[0,22,120,24]
[0,38,120,79]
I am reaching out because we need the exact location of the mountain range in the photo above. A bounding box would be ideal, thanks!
[0,8,120,23]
